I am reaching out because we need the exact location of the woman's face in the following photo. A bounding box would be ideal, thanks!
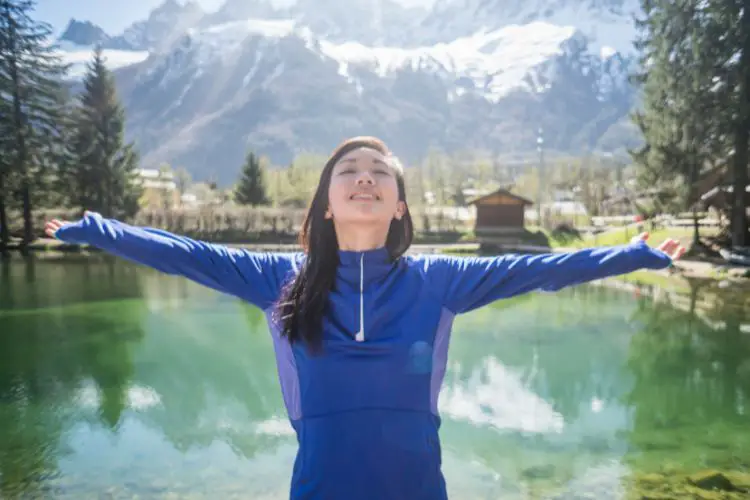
[326,147,405,226]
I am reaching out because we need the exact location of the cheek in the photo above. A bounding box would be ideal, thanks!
[328,181,347,204]
[381,179,400,205]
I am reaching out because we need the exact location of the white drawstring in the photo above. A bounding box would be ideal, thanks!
[355,253,365,342]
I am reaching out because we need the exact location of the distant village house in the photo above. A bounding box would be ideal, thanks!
[135,168,180,209]
[468,188,535,251]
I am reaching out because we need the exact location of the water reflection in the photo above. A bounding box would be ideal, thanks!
[0,257,147,498]
[623,278,750,476]
[440,356,565,434]
[436,281,750,497]
[0,256,748,498]
[0,254,147,311]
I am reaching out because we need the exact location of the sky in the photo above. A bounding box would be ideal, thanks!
[35,0,435,36]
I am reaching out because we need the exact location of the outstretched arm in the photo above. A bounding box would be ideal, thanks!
[46,212,296,310]
[421,233,683,314]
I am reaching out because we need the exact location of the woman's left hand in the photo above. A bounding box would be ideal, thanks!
[632,232,686,261]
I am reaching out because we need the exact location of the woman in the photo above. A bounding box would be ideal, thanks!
[46,136,685,499]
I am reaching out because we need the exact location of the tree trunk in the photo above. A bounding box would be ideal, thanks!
[20,176,33,246]
[731,0,750,248]
[732,124,749,247]
[692,207,700,247]
[0,176,9,256]
[6,3,32,251]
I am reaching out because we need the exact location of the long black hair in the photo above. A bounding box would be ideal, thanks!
[274,136,414,351]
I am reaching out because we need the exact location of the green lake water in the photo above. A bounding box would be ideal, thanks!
[1,255,750,499]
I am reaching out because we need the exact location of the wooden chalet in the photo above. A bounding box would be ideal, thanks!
[468,188,535,250]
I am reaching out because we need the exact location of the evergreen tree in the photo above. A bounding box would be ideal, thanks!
[726,0,750,247]
[630,0,736,245]
[0,0,69,247]
[0,76,12,250]
[234,150,269,206]
[68,46,141,218]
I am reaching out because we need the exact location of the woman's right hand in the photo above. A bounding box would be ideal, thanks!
[45,218,70,239]
[45,211,93,238]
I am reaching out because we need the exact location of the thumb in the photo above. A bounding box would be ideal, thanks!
[631,232,649,244]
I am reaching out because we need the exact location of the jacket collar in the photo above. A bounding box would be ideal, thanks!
[336,246,395,287]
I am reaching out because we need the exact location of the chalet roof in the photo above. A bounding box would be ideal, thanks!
[467,188,534,206]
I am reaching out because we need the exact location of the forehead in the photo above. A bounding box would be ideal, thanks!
[336,147,389,165]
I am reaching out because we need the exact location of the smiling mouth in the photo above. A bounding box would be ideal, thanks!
[350,193,380,201]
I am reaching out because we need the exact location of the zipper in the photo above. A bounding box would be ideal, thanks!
[354,253,365,342]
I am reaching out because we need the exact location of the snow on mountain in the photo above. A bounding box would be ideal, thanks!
[319,22,582,101]
[55,0,642,88]
[119,0,205,51]
[285,0,427,46]
[199,0,284,26]
[126,18,610,103]
[51,0,642,175]
[183,19,306,66]
[419,0,642,54]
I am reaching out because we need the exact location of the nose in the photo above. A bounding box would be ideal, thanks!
[355,170,375,185]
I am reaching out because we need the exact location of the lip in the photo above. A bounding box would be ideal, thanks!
[349,192,380,201]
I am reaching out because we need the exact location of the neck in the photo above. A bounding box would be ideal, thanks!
[334,222,389,252]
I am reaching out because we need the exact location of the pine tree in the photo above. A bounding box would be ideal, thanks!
[0,76,12,251]
[0,0,69,247]
[68,46,141,218]
[726,0,750,247]
[630,0,735,245]
[234,150,269,206]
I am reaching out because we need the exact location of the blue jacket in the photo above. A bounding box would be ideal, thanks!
[55,212,672,499]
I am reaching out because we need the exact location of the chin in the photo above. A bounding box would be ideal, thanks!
[335,212,392,226]
[342,216,391,225]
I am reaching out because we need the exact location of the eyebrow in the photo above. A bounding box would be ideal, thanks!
[339,157,388,165]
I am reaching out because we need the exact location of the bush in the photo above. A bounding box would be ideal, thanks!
[551,223,582,245]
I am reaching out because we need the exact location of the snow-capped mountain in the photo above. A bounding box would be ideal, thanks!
[120,0,205,52]
[199,0,285,26]
[59,0,641,54]
[284,0,428,46]
[58,19,110,47]
[59,0,205,52]
[418,0,642,54]
[55,0,644,181]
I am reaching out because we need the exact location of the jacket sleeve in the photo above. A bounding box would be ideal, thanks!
[420,240,672,314]
[54,212,296,310]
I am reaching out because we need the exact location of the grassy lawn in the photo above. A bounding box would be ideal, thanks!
[550,225,718,250]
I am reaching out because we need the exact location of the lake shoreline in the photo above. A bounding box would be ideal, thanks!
[5,237,749,284]
[2,238,482,256]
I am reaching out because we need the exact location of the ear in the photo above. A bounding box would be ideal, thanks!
[394,201,406,220]
[325,208,333,219]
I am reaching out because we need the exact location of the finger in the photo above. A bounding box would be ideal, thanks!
[658,239,672,252]
[673,246,687,260]
[658,239,677,252]
[638,232,649,241]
